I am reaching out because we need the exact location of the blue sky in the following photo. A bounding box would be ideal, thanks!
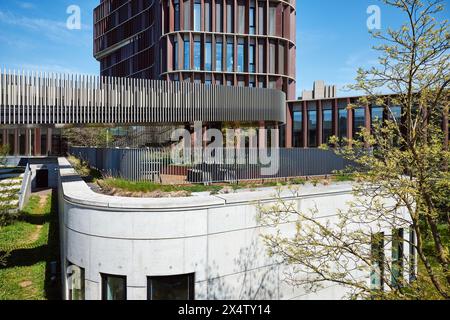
[0,0,448,97]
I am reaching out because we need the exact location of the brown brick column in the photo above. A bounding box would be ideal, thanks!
[35,128,41,156]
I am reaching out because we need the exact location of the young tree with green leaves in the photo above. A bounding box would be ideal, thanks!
[259,0,449,299]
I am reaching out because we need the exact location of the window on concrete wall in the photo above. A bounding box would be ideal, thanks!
[370,232,385,291]
[193,36,201,70]
[67,262,85,300]
[174,0,180,31]
[183,0,191,30]
[183,36,190,69]
[237,39,244,72]
[322,102,333,145]
[102,274,127,300]
[293,110,303,147]
[148,274,195,300]
[205,38,212,71]
[307,102,317,147]
[216,39,223,71]
[194,0,201,31]
[226,38,234,72]
[237,0,245,34]
[204,0,212,32]
[216,0,223,32]
[226,0,234,33]
[391,228,404,289]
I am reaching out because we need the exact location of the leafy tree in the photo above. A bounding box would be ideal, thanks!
[259,0,449,299]
[62,125,114,148]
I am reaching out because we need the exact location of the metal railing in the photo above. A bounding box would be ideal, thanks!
[69,146,353,184]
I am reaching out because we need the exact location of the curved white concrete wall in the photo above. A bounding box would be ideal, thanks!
[57,157,411,300]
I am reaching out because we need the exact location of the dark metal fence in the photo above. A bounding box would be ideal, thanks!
[69,146,352,184]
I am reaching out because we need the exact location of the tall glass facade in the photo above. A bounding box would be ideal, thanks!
[249,44,255,73]
[174,0,180,31]
[353,108,366,138]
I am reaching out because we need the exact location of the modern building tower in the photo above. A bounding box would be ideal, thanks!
[93,0,297,147]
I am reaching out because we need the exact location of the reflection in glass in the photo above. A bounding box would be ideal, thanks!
[216,41,223,71]
[227,40,234,72]
[148,274,195,300]
[205,40,212,71]
[293,111,303,147]
[102,274,126,300]
[322,109,333,145]
[237,43,244,72]
[194,39,201,70]
[194,0,201,31]
[308,109,317,147]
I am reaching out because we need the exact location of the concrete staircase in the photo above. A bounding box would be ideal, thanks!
[0,167,24,214]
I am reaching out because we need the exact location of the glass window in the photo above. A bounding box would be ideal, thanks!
[268,4,276,36]
[226,39,234,72]
[338,108,347,139]
[353,108,366,138]
[173,39,178,70]
[148,274,195,300]
[194,38,201,70]
[258,2,264,35]
[102,274,127,300]
[258,43,265,73]
[215,0,223,32]
[278,43,285,74]
[390,106,402,121]
[249,44,255,73]
[226,0,233,33]
[184,38,190,69]
[307,106,317,147]
[67,263,85,300]
[370,233,385,291]
[204,0,212,32]
[205,40,212,71]
[371,106,384,127]
[237,1,245,34]
[183,0,190,30]
[249,2,256,35]
[323,108,333,145]
[174,0,180,31]
[269,41,276,74]
[293,110,303,147]
[216,40,223,71]
[391,228,404,289]
[237,42,244,72]
[194,0,201,31]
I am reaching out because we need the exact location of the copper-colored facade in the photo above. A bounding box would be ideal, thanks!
[94,0,297,147]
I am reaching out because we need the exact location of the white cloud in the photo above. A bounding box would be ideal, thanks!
[16,2,36,10]
[0,10,92,46]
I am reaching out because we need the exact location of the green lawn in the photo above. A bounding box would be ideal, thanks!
[0,193,60,300]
